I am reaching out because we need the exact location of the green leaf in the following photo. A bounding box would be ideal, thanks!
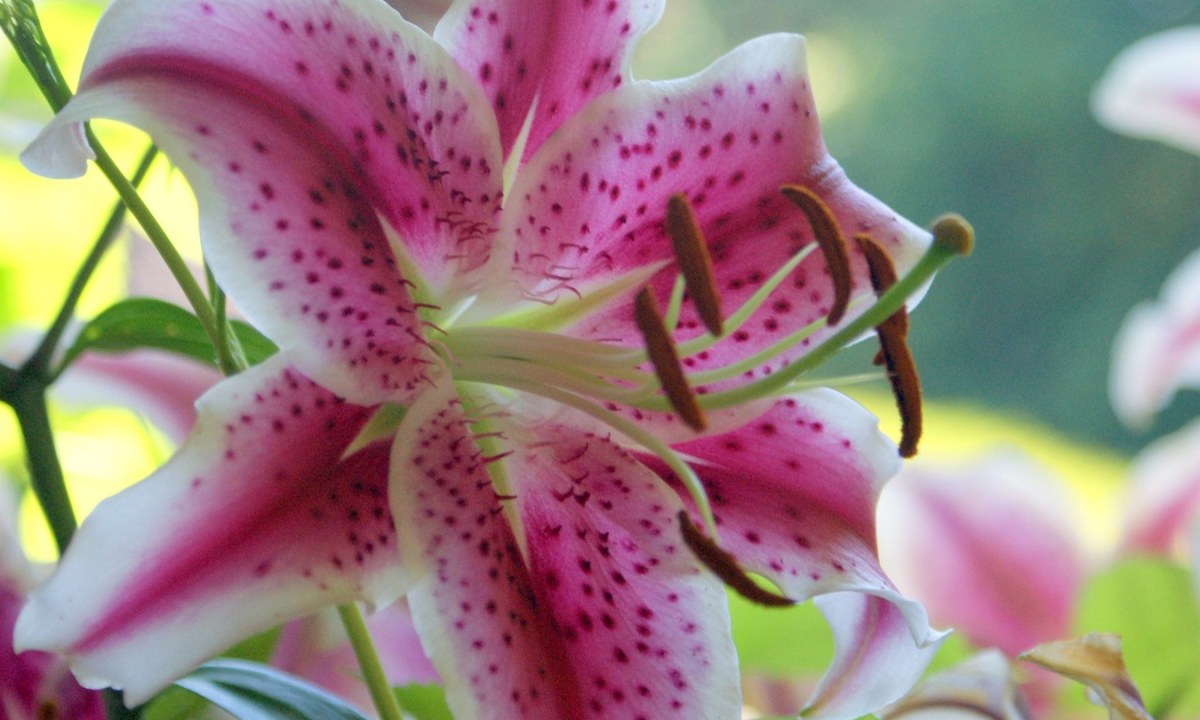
[394,683,454,720]
[144,628,282,720]
[728,590,833,676]
[173,659,370,720]
[1073,556,1200,717]
[60,297,277,372]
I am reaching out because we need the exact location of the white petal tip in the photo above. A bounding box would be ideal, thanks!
[21,120,95,179]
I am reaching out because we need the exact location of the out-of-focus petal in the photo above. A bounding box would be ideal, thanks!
[272,601,438,713]
[1021,634,1152,720]
[15,356,405,705]
[1122,417,1200,557]
[880,650,1031,720]
[878,453,1086,658]
[1110,249,1200,429]
[1094,27,1200,155]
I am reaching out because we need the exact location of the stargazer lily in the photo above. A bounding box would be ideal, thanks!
[14,0,961,716]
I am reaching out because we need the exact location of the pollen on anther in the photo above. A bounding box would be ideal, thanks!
[855,234,922,458]
[780,185,852,325]
[634,288,706,432]
[666,194,723,337]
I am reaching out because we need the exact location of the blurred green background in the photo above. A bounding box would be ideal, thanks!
[5,0,1200,459]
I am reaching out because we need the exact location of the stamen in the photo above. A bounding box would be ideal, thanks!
[667,193,723,336]
[677,511,793,607]
[855,234,922,458]
[780,184,852,325]
[635,288,707,431]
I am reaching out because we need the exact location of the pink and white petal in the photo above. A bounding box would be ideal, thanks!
[1122,418,1200,556]
[23,0,506,404]
[55,350,221,445]
[434,0,663,159]
[648,389,943,712]
[877,453,1085,658]
[1094,27,1200,156]
[879,650,1030,720]
[1110,249,1200,429]
[390,382,581,720]
[805,593,944,720]
[504,421,741,719]
[14,356,405,705]
[487,34,928,372]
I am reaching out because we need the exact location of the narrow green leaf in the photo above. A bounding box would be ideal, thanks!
[59,298,277,373]
[174,659,370,720]
[393,684,454,720]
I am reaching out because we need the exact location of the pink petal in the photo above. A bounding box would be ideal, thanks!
[434,0,663,160]
[1122,418,1200,556]
[1094,26,1200,156]
[390,383,579,720]
[0,490,106,720]
[651,389,944,715]
[390,384,740,719]
[492,34,928,374]
[877,453,1085,657]
[55,350,221,445]
[1110,249,1200,429]
[505,421,740,719]
[14,357,405,705]
[23,0,506,405]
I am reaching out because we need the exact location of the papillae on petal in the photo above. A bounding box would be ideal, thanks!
[390,383,740,720]
[496,33,929,378]
[22,0,508,405]
[15,356,406,705]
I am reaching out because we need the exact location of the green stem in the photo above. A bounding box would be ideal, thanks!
[29,145,159,377]
[336,603,405,720]
[9,380,75,553]
[85,130,223,355]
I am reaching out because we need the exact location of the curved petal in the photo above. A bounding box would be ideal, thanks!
[879,650,1030,720]
[877,453,1085,658]
[390,384,739,719]
[23,0,506,404]
[1094,26,1200,156]
[1110,248,1200,429]
[1122,418,1200,556]
[435,0,663,159]
[505,420,741,719]
[390,382,579,720]
[14,356,405,705]
[486,34,929,376]
[649,389,944,715]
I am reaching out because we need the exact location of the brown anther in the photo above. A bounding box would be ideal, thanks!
[634,287,707,431]
[678,511,793,608]
[666,193,724,336]
[855,234,922,458]
[780,184,852,325]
